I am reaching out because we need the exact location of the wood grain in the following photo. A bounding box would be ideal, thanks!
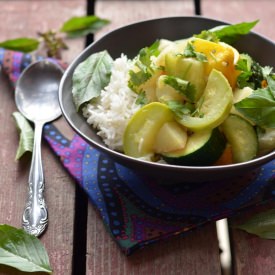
[94,0,195,40]
[85,1,222,274]
[201,0,275,41]
[0,0,86,62]
[202,0,275,274]
[0,1,86,274]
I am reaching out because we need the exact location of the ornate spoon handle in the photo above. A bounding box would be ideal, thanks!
[22,121,48,237]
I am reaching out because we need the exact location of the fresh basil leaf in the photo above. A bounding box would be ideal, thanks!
[0,38,39,53]
[163,75,196,102]
[211,20,259,44]
[60,15,110,38]
[267,75,275,98]
[234,209,275,239]
[234,87,275,128]
[262,66,273,79]
[12,112,34,160]
[72,50,113,111]
[0,224,52,273]
[195,20,258,44]
[183,42,207,62]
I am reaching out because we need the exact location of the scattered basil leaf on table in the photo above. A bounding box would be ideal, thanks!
[12,112,34,160]
[72,50,113,111]
[0,224,52,273]
[234,209,275,239]
[60,15,110,38]
[0,15,110,56]
[0,38,39,53]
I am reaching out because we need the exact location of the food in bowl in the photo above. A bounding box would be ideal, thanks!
[71,20,275,167]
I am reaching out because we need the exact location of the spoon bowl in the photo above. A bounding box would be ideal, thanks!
[15,61,62,122]
[15,60,63,237]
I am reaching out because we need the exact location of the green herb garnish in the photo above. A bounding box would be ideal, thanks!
[0,224,52,273]
[128,40,160,91]
[195,20,259,44]
[194,30,219,43]
[183,42,208,62]
[234,209,275,239]
[236,53,264,89]
[60,15,110,38]
[0,15,109,57]
[235,75,275,128]
[12,112,34,160]
[166,100,194,117]
[138,40,160,67]
[163,75,196,102]
[72,50,113,111]
[135,91,148,106]
[0,38,39,53]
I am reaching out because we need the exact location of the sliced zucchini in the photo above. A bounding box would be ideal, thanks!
[162,127,226,166]
[222,114,258,163]
[123,102,174,158]
[258,128,275,155]
[177,69,233,131]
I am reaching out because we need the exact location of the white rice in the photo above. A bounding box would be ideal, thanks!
[82,55,140,151]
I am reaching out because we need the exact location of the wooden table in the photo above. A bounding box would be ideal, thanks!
[0,1,274,274]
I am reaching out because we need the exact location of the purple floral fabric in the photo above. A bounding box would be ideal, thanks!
[1,49,274,255]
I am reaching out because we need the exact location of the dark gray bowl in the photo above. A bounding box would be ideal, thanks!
[59,16,275,183]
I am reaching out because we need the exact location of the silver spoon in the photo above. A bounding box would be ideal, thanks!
[15,60,63,237]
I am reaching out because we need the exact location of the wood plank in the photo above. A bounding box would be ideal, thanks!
[94,0,195,39]
[87,220,220,275]
[202,1,275,274]
[0,0,86,62]
[0,1,86,274]
[201,0,275,41]
[86,1,221,274]
[228,202,275,274]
